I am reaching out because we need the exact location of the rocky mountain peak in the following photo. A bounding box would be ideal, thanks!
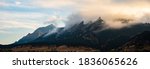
[95,17,104,24]
[15,24,56,44]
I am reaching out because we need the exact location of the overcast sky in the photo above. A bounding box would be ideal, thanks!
[0,0,150,44]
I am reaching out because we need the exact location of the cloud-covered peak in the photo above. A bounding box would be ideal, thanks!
[0,0,150,44]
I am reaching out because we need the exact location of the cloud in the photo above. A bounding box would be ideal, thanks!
[1,0,150,29]
[65,13,83,26]
[30,0,150,28]
[30,0,76,9]
[44,15,66,27]
[15,1,21,5]
[85,0,150,27]
[0,30,11,34]
[61,0,150,28]
[0,11,48,19]
[0,1,22,6]
[0,20,39,29]
[0,1,10,6]
[139,13,150,23]
[0,11,50,34]
[78,0,150,18]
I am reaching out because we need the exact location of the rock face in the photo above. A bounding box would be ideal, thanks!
[15,24,56,44]
[0,17,150,52]
[119,31,150,52]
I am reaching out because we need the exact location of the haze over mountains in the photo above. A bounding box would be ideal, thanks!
[0,17,150,52]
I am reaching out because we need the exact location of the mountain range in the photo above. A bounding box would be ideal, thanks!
[0,17,150,52]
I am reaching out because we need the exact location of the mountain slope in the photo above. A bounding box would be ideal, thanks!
[33,18,105,48]
[15,24,56,44]
[95,23,150,51]
[119,31,150,52]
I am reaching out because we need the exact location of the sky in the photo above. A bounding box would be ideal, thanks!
[0,0,150,44]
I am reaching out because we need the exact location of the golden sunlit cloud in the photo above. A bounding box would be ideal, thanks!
[73,0,150,28]
[33,0,150,28]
